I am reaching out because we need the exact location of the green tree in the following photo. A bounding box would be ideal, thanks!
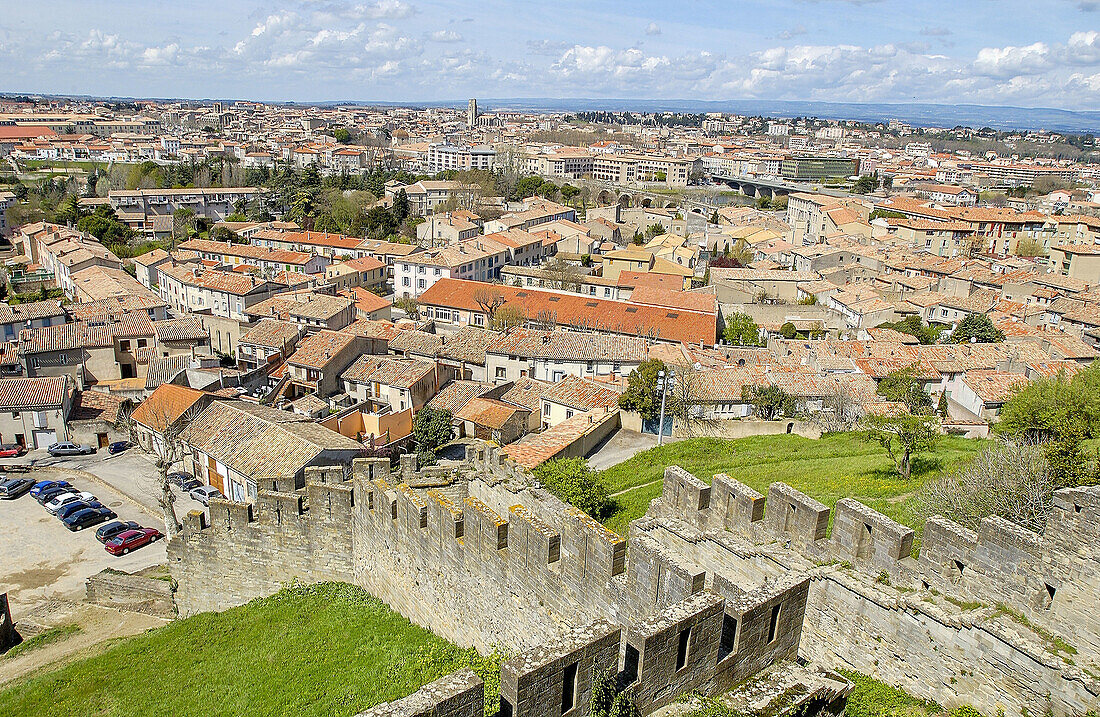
[391,189,410,224]
[333,128,352,144]
[742,384,796,420]
[951,313,1005,343]
[618,359,667,421]
[779,321,798,339]
[876,365,933,414]
[937,391,949,418]
[863,413,939,480]
[723,312,763,346]
[413,407,454,456]
[532,458,611,519]
[853,175,880,194]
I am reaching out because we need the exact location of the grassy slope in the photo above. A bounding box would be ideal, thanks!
[600,433,984,537]
[0,583,499,717]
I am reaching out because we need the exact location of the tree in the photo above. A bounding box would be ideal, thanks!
[951,313,1005,343]
[876,315,940,345]
[876,365,933,414]
[473,288,506,316]
[532,457,611,519]
[863,412,939,480]
[413,407,454,457]
[391,189,410,224]
[333,127,352,143]
[852,175,879,194]
[723,312,763,346]
[129,399,204,541]
[1014,236,1048,258]
[998,363,1100,443]
[709,210,720,225]
[394,296,419,318]
[742,384,797,420]
[618,359,667,421]
[779,321,798,339]
[171,207,196,251]
[543,256,582,292]
[490,303,526,331]
[915,440,1055,533]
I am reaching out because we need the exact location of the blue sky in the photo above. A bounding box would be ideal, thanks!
[4,0,1100,109]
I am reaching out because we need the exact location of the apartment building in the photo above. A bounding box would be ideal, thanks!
[179,238,329,275]
[157,265,286,323]
[426,143,495,173]
[384,181,463,216]
[108,187,264,234]
[1049,245,1100,285]
[28,225,124,298]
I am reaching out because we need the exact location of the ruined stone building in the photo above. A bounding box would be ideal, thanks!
[168,443,1100,717]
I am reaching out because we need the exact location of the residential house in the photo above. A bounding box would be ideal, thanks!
[0,376,74,449]
[180,400,364,501]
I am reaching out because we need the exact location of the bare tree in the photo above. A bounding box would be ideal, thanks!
[914,440,1055,534]
[543,257,583,293]
[130,402,203,540]
[473,288,506,316]
[813,383,860,433]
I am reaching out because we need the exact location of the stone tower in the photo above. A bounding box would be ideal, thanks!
[467,98,477,129]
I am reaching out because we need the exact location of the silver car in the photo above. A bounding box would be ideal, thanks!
[47,441,96,456]
[189,485,224,506]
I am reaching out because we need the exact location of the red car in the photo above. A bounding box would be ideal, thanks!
[104,528,163,556]
[0,444,26,458]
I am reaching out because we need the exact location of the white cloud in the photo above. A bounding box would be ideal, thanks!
[430,29,463,42]
[645,23,661,36]
[973,42,1051,79]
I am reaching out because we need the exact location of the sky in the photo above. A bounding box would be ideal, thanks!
[4,0,1100,110]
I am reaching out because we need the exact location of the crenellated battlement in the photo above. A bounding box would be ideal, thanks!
[645,464,1100,716]
[168,444,1100,717]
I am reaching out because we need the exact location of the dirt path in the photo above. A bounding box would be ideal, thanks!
[1,600,168,688]
[610,477,664,497]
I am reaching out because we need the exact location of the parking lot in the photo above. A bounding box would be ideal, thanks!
[0,446,207,608]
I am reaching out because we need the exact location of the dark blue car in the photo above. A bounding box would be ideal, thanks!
[107,441,132,455]
[56,500,104,521]
[30,480,71,500]
[95,520,141,544]
[64,506,117,531]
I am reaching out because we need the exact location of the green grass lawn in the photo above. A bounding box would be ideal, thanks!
[599,433,985,537]
[0,583,501,717]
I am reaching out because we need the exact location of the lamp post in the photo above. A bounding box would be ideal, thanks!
[657,369,669,446]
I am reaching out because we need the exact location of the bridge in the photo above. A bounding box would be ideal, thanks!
[709,174,854,200]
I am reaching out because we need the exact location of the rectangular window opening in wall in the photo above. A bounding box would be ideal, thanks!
[768,604,781,644]
[1045,583,1056,608]
[499,698,513,717]
[623,644,640,684]
[953,559,966,577]
[718,614,738,661]
[561,661,578,714]
[676,626,691,671]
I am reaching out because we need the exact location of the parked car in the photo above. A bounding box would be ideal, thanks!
[47,442,96,457]
[107,441,132,455]
[104,528,163,556]
[30,480,71,500]
[0,477,34,499]
[57,500,105,522]
[64,506,117,531]
[189,485,224,506]
[95,520,142,544]
[168,472,202,492]
[0,444,26,458]
[44,491,96,515]
[35,485,75,505]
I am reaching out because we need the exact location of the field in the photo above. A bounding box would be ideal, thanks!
[0,583,501,717]
[599,433,985,537]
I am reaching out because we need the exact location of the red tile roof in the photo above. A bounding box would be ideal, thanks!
[418,279,717,345]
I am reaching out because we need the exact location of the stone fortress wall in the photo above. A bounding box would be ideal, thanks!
[168,443,1100,717]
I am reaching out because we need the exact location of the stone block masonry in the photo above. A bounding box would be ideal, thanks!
[168,440,1100,716]
[642,463,1100,716]
[357,668,484,717]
